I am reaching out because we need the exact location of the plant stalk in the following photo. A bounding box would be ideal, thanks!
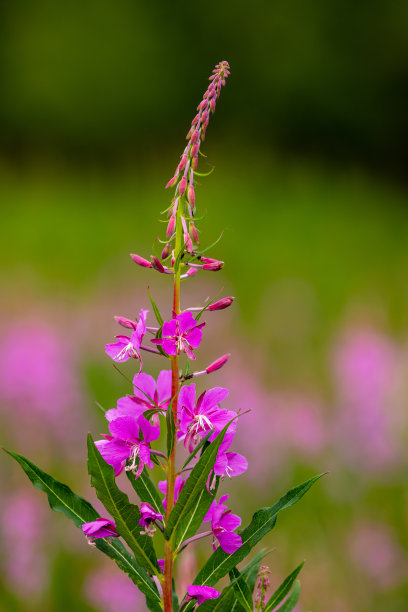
[163,197,183,611]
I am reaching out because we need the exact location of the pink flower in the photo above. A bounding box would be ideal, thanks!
[105,308,148,366]
[214,432,248,479]
[95,414,160,477]
[82,518,118,539]
[139,503,164,536]
[177,383,235,452]
[204,494,242,554]
[151,312,205,360]
[187,585,221,604]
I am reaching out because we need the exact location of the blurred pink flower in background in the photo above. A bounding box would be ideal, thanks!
[0,320,86,458]
[1,491,48,599]
[85,566,144,612]
[331,326,405,473]
[348,521,407,589]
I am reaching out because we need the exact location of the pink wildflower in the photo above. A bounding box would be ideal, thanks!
[82,518,118,540]
[203,494,242,553]
[151,312,205,360]
[139,503,164,536]
[186,585,220,605]
[105,308,148,366]
[95,414,160,477]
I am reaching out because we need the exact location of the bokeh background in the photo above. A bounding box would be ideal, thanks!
[1,1,408,611]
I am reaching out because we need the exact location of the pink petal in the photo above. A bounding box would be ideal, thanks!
[216,531,242,554]
[109,416,140,441]
[200,387,229,413]
[162,318,178,337]
[137,415,160,443]
[132,373,156,404]
[226,452,248,477]
[186,326,204,349]
[219,511,241,532]
[176,311,197,334]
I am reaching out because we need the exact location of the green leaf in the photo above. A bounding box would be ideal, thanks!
[165,422,233,549]
[264,562,304,612]
[193,166,215,177]
[229,568,253,612]
[4,449,161,607]
[174,245,184,274]
[87,435,159,575]
[148,288,164,326]
[126,469,164,520]
[166,401,176,458]
[194,474,323,586]
[274,580,300,612]
[181,431,212,469]
[196,231,224,256]
[195,552,266,612]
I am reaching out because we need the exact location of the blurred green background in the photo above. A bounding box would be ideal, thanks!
[1,1,408,611]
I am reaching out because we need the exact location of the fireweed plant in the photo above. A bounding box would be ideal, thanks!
[5,61,322,612]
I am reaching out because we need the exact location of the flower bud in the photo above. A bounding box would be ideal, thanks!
[201,257,221,265]
[184,233,194,253]
[150,256,166,273]
[130,253,152,268]
[166,216,176,238]
[208,296,234,311]
[179,176,187,196]
[190,141,200,158]
[178,154,188,173]
[210,98,216,113]
[187,183,195,207]
[161,244,171,260]
[186,126,194,140]
[191,155,198,170]
[190,129,200,144]
[114,315,137,330]
[206,353,230,373]
[202,260,224,271]
[165,172,179,189]
[186,267,197,277]
[189,221,199,244]
[191,113,200,126]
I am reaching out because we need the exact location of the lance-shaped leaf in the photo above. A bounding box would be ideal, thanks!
[229,567,253,612]
[164,421,232,550]
[3,450,161,608]
[273,580,300,612]
[195,549,267,612]
[126,469,164,519]
[264,562,304,612]
[148,288,164,326]
[194,474,323,587]
[181,431,212,469]
[87,434,159,575]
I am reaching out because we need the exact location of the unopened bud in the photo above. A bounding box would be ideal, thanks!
[210,97,216,113]
[184,233,194,253]
[189,221,199,244]
[186,126,194,140]
[201,257,221,265]
[187,183,195,207]
[161,244,171,260]
[190,141,200,158]
[191,155,198,170]
[178,154,188,173]
[186,267,197,277]
[165,172,179,189]
[208,296,234,311]
[130,253,152,268]
[179,176,187,196]
[202,260,224,271]
[166,215,176,238]
[206,353,230,373]
[190,129,200,145]
[150,256,166,273]
[191,113,200,126]
[114,315,137,330]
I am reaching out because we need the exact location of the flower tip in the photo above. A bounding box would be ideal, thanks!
[130,253,152,268]
[150,256,166,273]
[208,296,234,311]
[206,353,230,373]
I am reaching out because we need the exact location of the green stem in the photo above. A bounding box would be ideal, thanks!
[163,198,183,612]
